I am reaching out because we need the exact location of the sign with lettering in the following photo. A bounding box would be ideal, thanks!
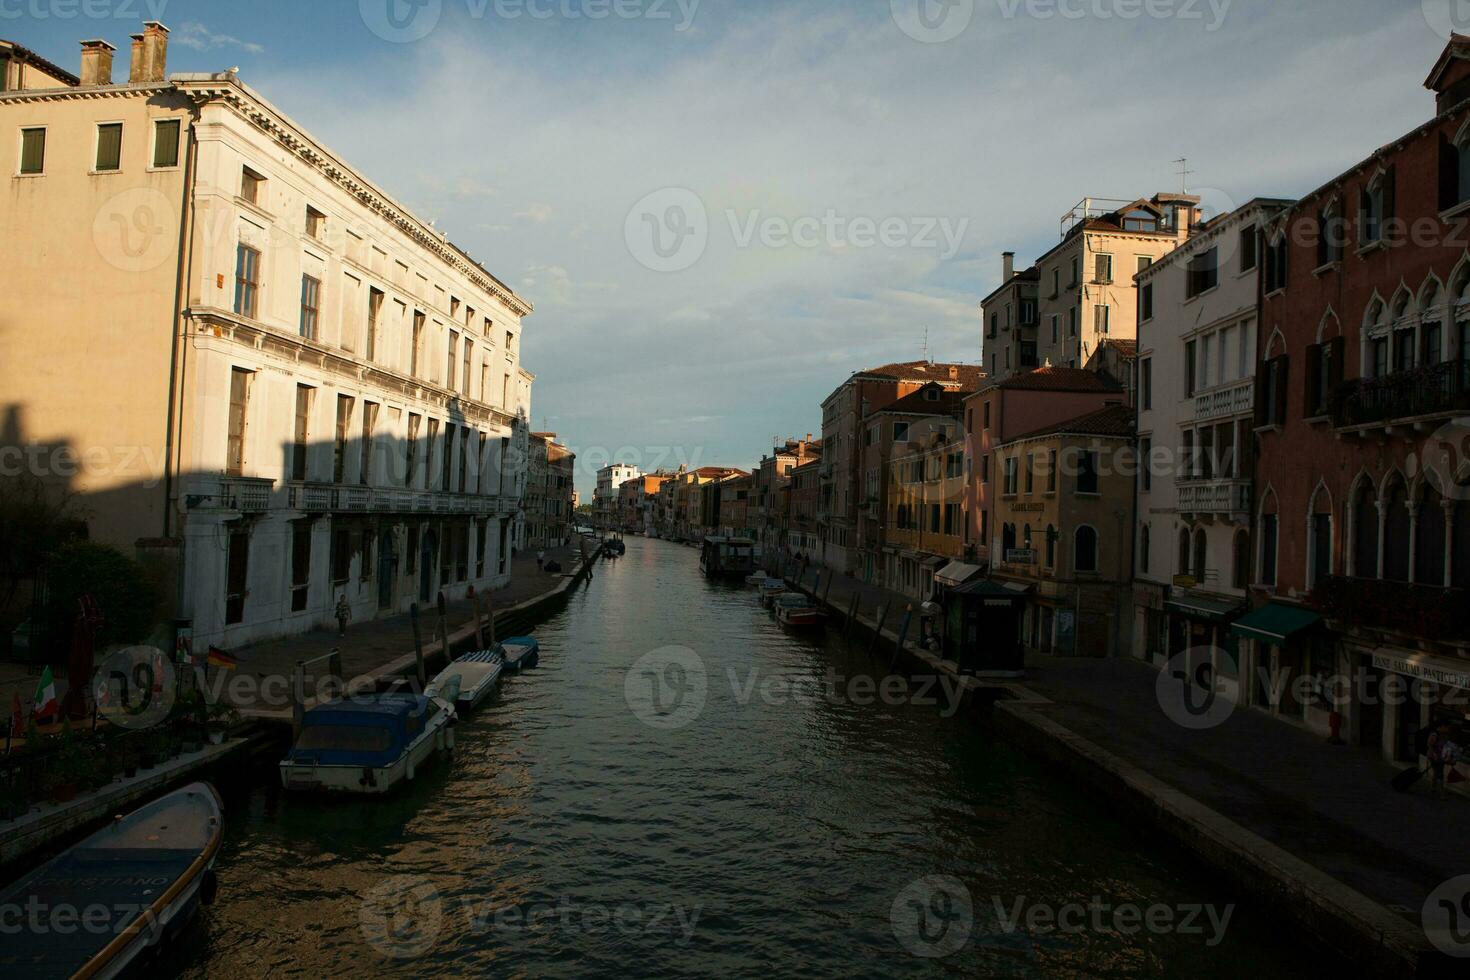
[1012,503,1046,513]
[1372,651,1470,692]
[1172,575,1198,589]
[1005,549,1037,565]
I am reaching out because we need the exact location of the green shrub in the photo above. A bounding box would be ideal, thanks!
[42,542,161,652]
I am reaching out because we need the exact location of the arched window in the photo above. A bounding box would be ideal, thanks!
[1309,485,1333,589]
[1421,280,1444,366]
[1045,524,1056,568]
[1383,477,1410,582]
[1259,491,1280,587]
[1232,531,1250,589]
[1075,526,1099,573]
[1352,480,1379,578]
[1178,528,1191,576]
[1416,481,1446,586]
[1193,528,1208,581]
[1140,525,1151,574]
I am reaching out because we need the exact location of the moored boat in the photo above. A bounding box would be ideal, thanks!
[500,636,541,672]
[759,578,788,607]
[426,649,504,712]
[0,782,223,978]
[280,693,454,794]
[774,593,825,629]
[700,536,756,579]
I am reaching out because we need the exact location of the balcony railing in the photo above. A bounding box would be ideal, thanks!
[218,476,273,512]
[284,482,511,517]
[1177,479,1251,517]
[1312,575,1469,639]
[1332,359,1470,428]
[1193,378,1254,422]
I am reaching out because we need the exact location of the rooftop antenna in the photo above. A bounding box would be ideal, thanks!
[1174,157,1194,195]
[922,327,931,364]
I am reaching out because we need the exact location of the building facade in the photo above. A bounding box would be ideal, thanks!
[0,27,535,647]
[884,428,966,600]
[595,463,642,526]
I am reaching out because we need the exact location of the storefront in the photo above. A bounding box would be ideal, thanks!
[934,561,984,664]
[1164,591,1246,703]
[1366,648,1470,765]
[948,578,1028,677]
[1229,602,1326,733]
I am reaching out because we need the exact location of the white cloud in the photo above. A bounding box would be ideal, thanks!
[514,203,554,223]
[174,22,265,56]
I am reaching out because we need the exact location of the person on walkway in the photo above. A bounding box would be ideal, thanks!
[537,550,546,572]
[1428,723,1456,799]
[335,595,350,638]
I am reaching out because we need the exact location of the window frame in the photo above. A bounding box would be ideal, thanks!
[150,117,181,170]
[93,121,123,173]
[17,125,45,176]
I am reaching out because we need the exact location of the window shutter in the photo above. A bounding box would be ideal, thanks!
[1255,361,1270,426]
[1304,344,1322,416]
[1274,355,1290,426]
[1441,134,1459,212]
[1328,336,1345,392]
[1358,187,1371,245]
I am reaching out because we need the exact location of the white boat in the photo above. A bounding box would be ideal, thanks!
[280,693,454,794]
[426,649,504,711]
[500,636,541,672]
[0,783,223,978]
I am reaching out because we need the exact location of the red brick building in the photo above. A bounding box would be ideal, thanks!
[1246,37,1470,761]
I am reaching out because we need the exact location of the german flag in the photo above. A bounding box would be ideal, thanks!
[206,646,239,670]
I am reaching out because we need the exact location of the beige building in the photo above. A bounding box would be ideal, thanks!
[0,27,535,647]
[992,194,1199,380]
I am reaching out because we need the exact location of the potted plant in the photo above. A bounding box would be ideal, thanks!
[206,701,240,745]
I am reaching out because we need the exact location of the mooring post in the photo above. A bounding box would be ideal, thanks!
[822,572,835,603]
[436,592,450,670]
[469,586,485,648]
[870,601,891,657]
[410,603,427,689]
[845,592,860,640]
[892,604,914,668]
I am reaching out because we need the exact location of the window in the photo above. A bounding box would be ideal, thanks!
[447,331,459,391]
[1046,449,1057,493]
[19,127,45,174]
[1024,454,1034,494]
[1137,255,1153,275]
[1442,132,1470,212]
[1316,204,1343,267]
[1069,256,1080,287]
[226,368,252,476]
[1068,307,1077,337]
[1260,513,1279,585]
[1051,268,1060,297]
[1304,338,1342,417]
[893,421,910,442]
[1264,235,1288,292]
[300,275,321,340]
[1140,283,1154,323]
[333,395,353,484]
[988,313,997,338]
[1178,528,1192,576]
[240,167,264,205]
[442,423,455,493]
[426,419,440,489]
[458,428,469,493]
[982,403,991,429]
[1141,358,1153,410]
[1360,171,1392,246]
[411,311,426,377]
[360,402,378,486]
[225,525,250,625]
[234,244,260,318]
[1020,299,1036,324]
[1003,456,1018,495]
[1194,528,1208,580]
[366,288,383,362]
[1140,437,1152,492]
[1239,227,1257,271]
[463,340,473,394]
[1094,304,1110,335]
[1310,513,1332,589]
[306,206,326,239]
[1140,525,1151,574]
[290,521,311,612]
[1186,247,1219,298]
[929,504,941,533]
[331,527,352,584]
[1075,526,1099,573]
[1424,322,1443,366]
[1095,253,1113,283]
[1076,451,1099,495]
[1233,531,1250,589]
[95,123,122,172]
[1050,314,1059,344]
[1122,209,1157,232]
[292,385,312,481]
[406,414,421,488]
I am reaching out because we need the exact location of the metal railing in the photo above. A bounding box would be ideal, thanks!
[1332,358,1470,427]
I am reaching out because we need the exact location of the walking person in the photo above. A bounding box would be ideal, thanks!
[537,549,546,572]
[1428,723,1455,799]
[335,594,350,638]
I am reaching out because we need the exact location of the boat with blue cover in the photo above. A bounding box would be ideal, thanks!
[0,782,223,979]
[426,648,504,711]
[279,693,454,794]
[499,636,541,672]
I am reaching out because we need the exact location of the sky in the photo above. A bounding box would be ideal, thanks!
[7,0,1465,494]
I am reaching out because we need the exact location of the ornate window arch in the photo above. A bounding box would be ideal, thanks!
[1308,480,1334,588]
[1347,470,1379,579]
[1382,472,1411,582]
[1414,472,1448,586]
[1258,485,1280,587]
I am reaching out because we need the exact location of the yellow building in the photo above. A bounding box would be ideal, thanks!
[989,406,1136,658]
[884,428,966,600]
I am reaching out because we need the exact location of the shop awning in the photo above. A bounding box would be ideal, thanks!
[935,561,983,587]
[1229,603,1322,646]
[1165,595,1246,624]
[919,554,947,568]
[952,578,1030,599]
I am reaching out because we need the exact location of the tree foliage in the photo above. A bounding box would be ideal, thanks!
[42,541,161,650]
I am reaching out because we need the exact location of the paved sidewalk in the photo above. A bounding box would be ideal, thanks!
[792,561,1468,926]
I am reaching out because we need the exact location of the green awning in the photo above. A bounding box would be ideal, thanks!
[1165,595,1246,624]
[1229,603,1322,646]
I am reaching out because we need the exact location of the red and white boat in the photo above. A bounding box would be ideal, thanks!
[774,593,825,629]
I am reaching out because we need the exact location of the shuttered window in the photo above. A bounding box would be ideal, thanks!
[300,275,321,340]
[95,123,122,171]
[153,119,180,168]
[19,127,44,174]
[234,244,260,318]
[227,368,252,477]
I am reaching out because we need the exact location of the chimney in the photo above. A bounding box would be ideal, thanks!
[1002,251,1015,281]
[130,21,169,83]
[949,366,959,380]
[79,40,116,86]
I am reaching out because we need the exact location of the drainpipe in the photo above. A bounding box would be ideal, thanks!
[162,102,201,541]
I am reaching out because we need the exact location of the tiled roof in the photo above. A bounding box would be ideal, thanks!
[859,361,986,388]
[877,383,969,416]
[1008,405,1135,443]
[989,366,1123,394]
[1102,339,1138,358]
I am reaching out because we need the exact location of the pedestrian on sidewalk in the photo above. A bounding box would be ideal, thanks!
[537,550,546,572]
[335,595,350,638]
[1428,723,1456,799]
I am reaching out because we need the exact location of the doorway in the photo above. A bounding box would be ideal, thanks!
[378,526,398,610]
[420,528,437,603]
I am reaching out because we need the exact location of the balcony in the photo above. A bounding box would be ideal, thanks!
[1312,575,1469,640]
[1193,378,1254,422]
[1177,479,1251,521]
[186,475,275,513]
[284,482,510,517]
[1332,359,1470,430]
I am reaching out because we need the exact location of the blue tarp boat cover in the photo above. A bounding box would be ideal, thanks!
[286,694,433,768]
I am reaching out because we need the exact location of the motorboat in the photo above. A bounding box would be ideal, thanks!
[701,536,756,579]
[0,783,223,977]
[500,636,541,672]
[759,578,788,607]
[426,648,504,712]
[774,593,825,629]
[280,693,454,794]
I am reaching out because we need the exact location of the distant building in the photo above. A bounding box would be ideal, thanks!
[594,463,641,525]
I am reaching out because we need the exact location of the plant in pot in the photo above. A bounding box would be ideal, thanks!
[45,725,88,803]
[171,688,205,754]
[206,701,240,745]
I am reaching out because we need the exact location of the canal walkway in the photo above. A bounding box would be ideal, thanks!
[788,562,1455,975]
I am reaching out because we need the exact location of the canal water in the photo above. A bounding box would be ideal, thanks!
[175,537,1319,978]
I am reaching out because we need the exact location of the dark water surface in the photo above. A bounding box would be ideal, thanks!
[178,537,1320,978]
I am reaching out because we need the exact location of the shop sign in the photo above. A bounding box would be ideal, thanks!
[1373,651,1470,691]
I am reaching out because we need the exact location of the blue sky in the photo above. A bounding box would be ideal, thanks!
[6,0,1462,494]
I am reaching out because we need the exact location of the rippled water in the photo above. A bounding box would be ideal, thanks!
[175,537,1319,978]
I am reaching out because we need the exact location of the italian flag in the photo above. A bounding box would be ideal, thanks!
[33,666,58,722]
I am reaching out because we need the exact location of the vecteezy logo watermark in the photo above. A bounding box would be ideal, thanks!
[93,188,176,273]
[465,897,701,942]
[93,646,175,731]
[0,897,165,938]
[1155,646,1235,731]
[0,0,171,21]
[994,0,1232,32]
[624,646,707,729]
[891,0,975,43]
[360,876,444,960]
[625,188,708,273]
[891,875,974,957]
[1423,0,1470,42]
[987,895,1235,947]
[1418,416,1470,503]
[360,0,444,43]
[1424,875,1470,957]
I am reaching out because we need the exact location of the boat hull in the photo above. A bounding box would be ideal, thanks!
[280,707,453,794]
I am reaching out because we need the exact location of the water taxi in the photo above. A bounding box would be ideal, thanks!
[280,693,454,794]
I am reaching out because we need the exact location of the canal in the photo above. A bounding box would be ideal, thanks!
[174,537,1320,977]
